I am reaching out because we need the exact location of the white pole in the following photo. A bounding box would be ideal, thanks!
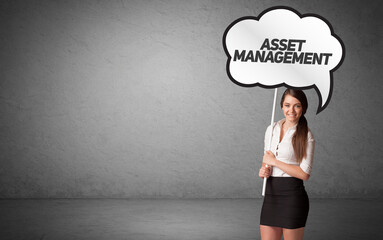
[262,88,278,197]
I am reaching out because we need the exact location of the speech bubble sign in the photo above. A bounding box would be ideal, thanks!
[223,6,345,113]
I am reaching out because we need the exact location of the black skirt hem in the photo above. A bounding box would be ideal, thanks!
[260,222,306,230]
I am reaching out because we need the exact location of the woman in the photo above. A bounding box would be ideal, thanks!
[259,89,315,240]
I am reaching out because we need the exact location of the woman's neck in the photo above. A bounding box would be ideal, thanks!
[283,118,298,129]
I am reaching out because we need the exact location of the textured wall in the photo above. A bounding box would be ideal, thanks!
[0,0,382,198]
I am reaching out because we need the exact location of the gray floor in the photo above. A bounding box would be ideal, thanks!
[0,198,381,240]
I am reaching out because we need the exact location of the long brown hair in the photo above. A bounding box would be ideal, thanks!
[280,89,308,163]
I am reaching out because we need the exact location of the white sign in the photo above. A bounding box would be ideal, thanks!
[223,7,345,113]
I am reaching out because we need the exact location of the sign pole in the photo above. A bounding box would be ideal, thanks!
[262,88,278,197]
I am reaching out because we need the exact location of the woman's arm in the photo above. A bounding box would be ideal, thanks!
[263,151,310,181]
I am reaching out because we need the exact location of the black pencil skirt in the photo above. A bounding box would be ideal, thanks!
[260,176,309,229]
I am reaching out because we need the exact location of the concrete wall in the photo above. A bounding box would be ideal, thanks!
[0,0,382,198]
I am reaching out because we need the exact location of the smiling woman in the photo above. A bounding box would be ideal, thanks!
[258,89,315,240]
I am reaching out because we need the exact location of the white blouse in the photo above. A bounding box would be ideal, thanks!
[264,118,315,177]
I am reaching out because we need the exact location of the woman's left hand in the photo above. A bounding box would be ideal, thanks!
[263,151,277,166]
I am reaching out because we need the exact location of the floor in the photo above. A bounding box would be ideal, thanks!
[0,198,381,240]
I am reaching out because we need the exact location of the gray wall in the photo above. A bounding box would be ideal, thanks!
[0,0,382,198]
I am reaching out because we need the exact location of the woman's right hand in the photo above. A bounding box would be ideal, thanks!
[259,165,272,179]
